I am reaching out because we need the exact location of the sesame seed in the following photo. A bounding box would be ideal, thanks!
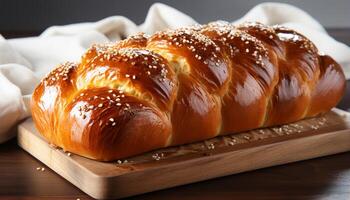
[109,118,114,122]
[98,103,103,108]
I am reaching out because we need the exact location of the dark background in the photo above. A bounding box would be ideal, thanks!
[0,0,349,35]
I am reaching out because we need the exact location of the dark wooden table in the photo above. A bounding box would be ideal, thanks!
[0,28,350,200]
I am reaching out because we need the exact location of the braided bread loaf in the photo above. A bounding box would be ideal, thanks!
[31,21,346,161]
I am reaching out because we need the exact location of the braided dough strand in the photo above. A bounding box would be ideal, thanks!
[31,22,346,161]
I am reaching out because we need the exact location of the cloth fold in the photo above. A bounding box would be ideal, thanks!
[1,2,349,142]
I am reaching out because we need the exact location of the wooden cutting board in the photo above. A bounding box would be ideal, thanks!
[18,108,350,199]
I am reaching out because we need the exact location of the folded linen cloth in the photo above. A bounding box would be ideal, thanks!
[0,2,349,143]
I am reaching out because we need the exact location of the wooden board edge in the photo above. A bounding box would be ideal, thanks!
[101,128,350,199]
[18,120,350,199]
[17,124,108,199]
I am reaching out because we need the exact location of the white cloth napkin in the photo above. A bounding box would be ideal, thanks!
[0,2,349,143]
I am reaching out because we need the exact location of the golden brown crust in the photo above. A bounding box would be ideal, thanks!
[31,21,346,161]
[58,87,171,160]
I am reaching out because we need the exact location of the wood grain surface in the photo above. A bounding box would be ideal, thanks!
[17,109,350,199]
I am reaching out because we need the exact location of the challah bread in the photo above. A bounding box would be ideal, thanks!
[31,21,346,161]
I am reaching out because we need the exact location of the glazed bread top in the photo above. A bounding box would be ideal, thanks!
[31,21,346,161]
